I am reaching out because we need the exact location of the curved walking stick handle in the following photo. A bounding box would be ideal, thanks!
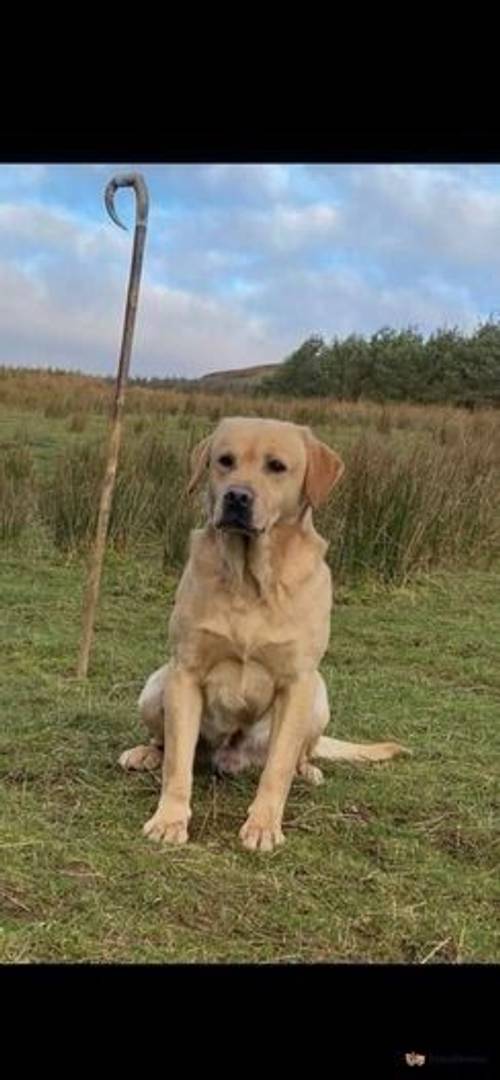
[104,172,149,230]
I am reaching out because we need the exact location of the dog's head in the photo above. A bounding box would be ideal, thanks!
[187,417,344,536]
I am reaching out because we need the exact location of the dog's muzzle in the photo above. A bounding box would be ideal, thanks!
[217,486,255,533]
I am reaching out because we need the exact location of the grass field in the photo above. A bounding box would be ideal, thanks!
[0,378,499,963]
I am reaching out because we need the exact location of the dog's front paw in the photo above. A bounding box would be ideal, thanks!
[119,744,163,772]
[143,811,188,845]
[239,813,285,852]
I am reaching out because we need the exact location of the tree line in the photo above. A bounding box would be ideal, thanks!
[257,322,500,406]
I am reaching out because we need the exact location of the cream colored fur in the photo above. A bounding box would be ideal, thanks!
[120,417,408,851]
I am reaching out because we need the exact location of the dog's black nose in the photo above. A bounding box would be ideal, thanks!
[224,486,254,511]
[220,486,255,531]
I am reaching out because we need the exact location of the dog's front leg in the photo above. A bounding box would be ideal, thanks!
[239,673,316,852]
[143,664,202,845]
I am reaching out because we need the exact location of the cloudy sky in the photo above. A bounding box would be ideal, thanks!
[1,162,500,379]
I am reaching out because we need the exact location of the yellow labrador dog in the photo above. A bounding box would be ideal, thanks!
[120,417,407,851]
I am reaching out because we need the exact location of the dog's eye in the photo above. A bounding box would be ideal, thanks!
[267,458,287,473]
[218,454,235,468]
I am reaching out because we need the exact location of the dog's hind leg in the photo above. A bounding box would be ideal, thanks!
[295,672,330,786]
[119,664,168,772]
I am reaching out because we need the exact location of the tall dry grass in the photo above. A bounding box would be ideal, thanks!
[2,365,499,438]
[319,431,499,583]
[38,429,203,566]
[4,425,496,585]
[1,367,499,583]
[0,443,36,539]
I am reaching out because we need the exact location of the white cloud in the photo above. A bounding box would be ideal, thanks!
[0,251,283,378]
[0,201,131,268]
[0,202,79,250]
[197,164,294,201]
[156,199,340,278]
[252,265,483,343]
[136,282,278,377]
[262,203,339,252]
[340,164,500,266]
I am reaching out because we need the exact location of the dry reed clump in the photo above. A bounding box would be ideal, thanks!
[320,430,500,583]
[39,428,204,566]
[67,413,88,433]
[0,443,37,539]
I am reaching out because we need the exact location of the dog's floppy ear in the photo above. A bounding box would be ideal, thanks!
[187,434,212,494]
[302,428,344,508]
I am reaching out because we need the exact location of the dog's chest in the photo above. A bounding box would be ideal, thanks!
[188,594,299,682]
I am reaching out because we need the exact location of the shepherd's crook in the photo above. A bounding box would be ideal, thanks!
[76,173,149,677]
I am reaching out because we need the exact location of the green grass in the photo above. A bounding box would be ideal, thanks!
[1,540,498,963]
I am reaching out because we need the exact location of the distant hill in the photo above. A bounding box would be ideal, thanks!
[197,362,280,390]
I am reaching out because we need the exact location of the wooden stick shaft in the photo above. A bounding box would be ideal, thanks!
[76,218,147,677]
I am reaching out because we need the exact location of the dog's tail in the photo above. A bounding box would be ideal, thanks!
[312,735,411,763]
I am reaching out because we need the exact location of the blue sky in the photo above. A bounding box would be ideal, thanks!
[1,163,500,378]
